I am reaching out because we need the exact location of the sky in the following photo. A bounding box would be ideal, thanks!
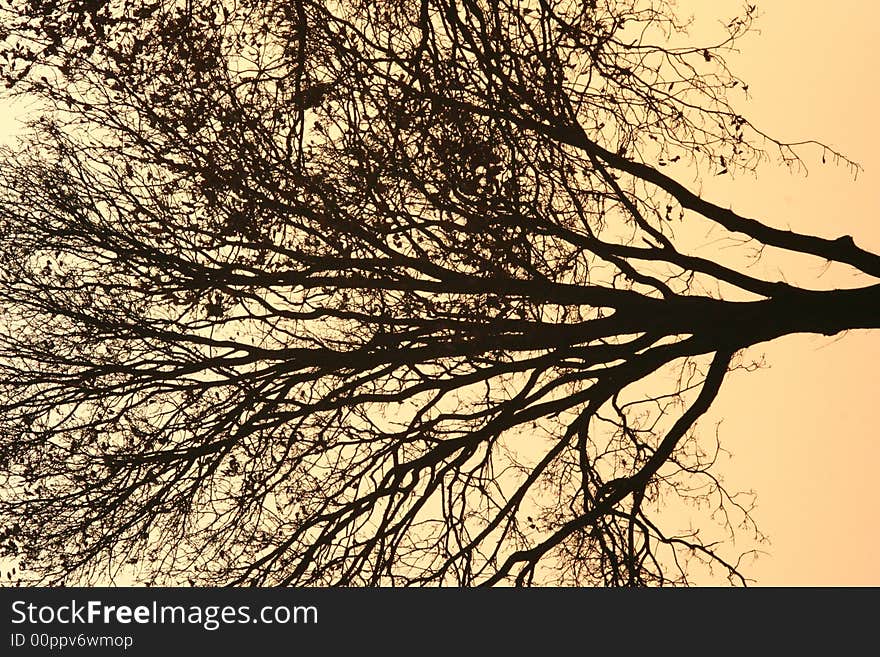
[674,0,880,585]
[0,1,877,586]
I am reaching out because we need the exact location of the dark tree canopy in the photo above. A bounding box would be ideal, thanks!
[0,0,877,586]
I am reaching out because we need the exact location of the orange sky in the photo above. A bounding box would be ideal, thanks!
[678,0,880,585]
[0,1,876,586]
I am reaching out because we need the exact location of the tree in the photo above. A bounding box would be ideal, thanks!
[0,0,876,586]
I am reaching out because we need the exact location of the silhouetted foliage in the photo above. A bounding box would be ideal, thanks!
[0,0,877,586]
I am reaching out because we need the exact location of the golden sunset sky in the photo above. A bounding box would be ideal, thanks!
[679,0,880,585]
[0,1,876,586]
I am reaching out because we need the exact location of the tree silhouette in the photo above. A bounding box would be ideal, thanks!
[0,0,876,586]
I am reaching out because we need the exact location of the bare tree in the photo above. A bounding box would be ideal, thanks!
[0,0,875,586]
